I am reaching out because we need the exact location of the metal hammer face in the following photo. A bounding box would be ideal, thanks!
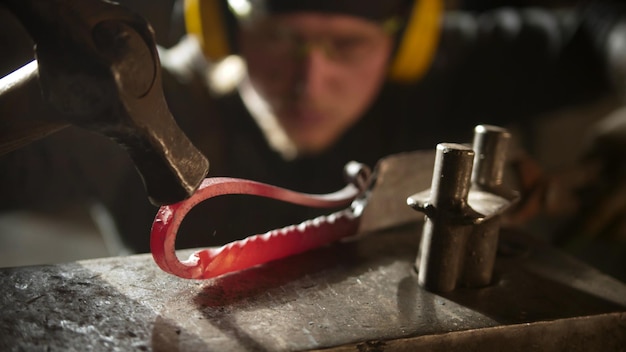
[1,0,209,205]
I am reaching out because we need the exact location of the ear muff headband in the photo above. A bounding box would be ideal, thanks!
[389,0,443,83]
[185,0,442,82]
[185,0,231,61]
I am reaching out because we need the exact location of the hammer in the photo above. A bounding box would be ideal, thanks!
[0,0,209,206]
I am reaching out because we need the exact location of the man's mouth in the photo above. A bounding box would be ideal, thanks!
[281,105,329,128]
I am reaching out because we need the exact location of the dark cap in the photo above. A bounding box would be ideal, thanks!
[261,0,414,22]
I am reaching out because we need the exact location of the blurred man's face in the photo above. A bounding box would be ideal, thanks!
[240,13,393,155]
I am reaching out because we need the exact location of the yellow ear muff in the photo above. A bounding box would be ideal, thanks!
[389,0,443,83]
[185,0,231,61]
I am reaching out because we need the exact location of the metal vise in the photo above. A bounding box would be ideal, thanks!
[0,0,209,205]
[408,125,519,293]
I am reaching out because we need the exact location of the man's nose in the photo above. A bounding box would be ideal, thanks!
[297,44,340,100]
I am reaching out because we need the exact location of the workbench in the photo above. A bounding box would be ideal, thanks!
[1,224,625,351]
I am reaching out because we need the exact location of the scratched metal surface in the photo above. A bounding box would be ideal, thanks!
[1,225,626,351]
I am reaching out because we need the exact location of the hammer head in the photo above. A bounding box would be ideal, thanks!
[6,0,209,205]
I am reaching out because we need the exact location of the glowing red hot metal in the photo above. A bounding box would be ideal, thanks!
[151,163,371,279]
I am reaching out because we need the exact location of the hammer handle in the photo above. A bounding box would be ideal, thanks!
[0,60,69,156]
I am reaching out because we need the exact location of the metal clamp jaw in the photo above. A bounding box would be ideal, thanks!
[0,0,209,205]
[408,125,519,293]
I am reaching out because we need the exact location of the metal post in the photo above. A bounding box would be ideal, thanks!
[409,143,477,293]
[462,125,511,287]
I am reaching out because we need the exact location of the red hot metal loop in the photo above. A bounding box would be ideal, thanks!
[151,162,371,279]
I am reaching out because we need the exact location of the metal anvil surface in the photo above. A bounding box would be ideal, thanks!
[1,224,625,351]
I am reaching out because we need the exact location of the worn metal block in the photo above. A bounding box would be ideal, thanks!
[1,225,625,351]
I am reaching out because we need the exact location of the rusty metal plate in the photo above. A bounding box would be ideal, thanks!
[359,150,435,234]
